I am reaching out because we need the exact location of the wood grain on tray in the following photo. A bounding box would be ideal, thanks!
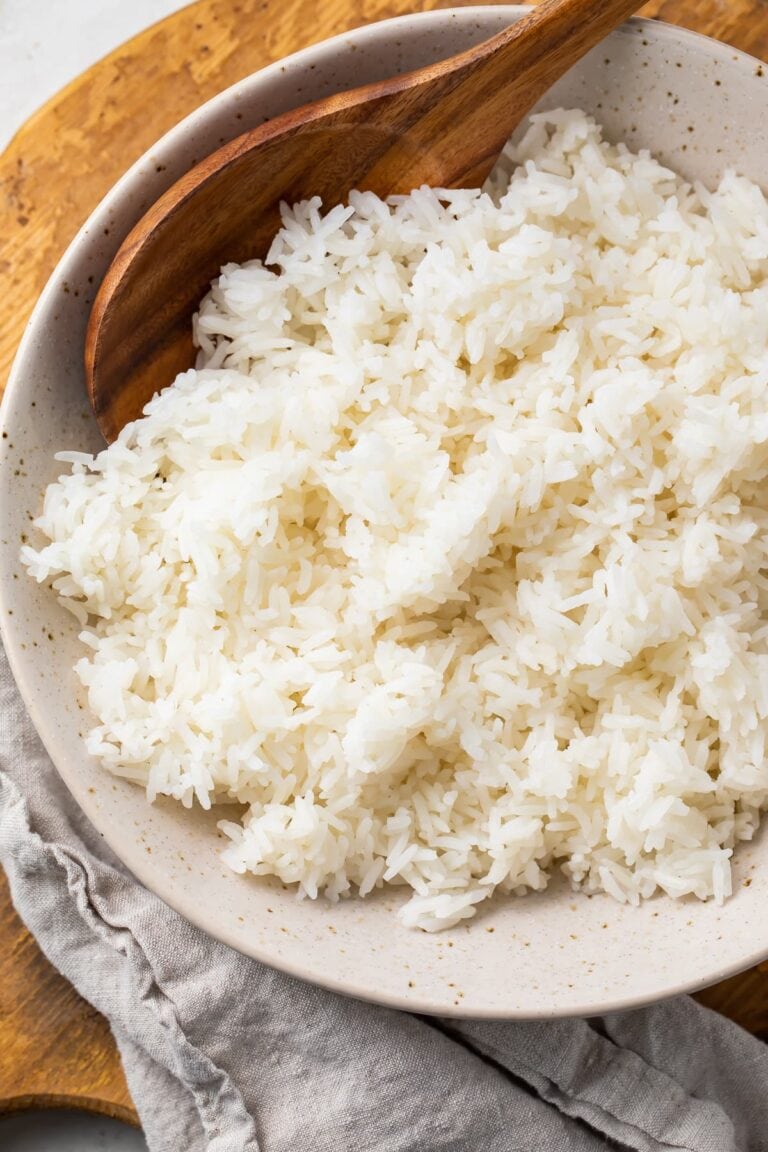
[0,870,136,1121]
[1,0,767,1124]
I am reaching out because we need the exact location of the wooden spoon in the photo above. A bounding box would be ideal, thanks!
[86,0,640,442]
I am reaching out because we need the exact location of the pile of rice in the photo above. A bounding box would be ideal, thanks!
[23,110,768,930]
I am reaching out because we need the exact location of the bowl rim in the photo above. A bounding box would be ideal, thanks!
[4,6,768,1019]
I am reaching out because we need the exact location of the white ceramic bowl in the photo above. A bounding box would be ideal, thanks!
[4,7,768,1019]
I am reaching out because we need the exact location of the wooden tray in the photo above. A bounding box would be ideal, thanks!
[1,0,768,1125]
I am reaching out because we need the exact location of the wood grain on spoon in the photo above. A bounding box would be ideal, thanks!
[86,0,640,442]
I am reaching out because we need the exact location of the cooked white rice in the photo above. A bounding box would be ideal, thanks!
[23,110,768,930]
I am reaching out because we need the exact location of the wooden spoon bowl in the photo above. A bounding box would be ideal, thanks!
[85,0,640,442]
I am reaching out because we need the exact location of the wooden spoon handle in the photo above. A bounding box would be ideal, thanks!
[368,0,643,189]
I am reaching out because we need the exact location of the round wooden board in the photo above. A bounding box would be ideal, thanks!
[2,0,768,1126]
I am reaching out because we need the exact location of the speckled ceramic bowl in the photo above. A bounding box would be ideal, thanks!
[3,7,768,1018]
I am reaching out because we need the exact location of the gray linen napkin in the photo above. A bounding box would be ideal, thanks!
[1,643,767,1152]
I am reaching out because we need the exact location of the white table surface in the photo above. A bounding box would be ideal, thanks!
[0,0,189,149]
[1,3,188,1144]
